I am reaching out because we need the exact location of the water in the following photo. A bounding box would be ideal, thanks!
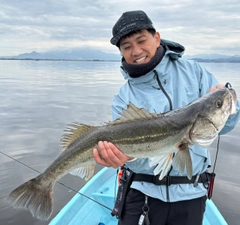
[0,60,239,225]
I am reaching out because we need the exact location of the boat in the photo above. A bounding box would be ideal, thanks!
[49,167,228,225]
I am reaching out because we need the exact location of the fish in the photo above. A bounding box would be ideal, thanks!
[8,86,237,221]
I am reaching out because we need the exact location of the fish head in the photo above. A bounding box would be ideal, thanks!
[189,86,237,147]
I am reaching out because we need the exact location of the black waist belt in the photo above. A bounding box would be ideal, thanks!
[132,172,212,186]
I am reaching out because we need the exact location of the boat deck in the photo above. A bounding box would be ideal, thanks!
[49,167,227,225]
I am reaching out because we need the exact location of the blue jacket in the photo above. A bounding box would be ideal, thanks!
[111,39,240,202]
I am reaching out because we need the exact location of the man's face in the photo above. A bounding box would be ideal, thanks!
[119,30,160,65]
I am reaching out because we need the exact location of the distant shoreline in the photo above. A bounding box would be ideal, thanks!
[189,58,240,63]
[0,58,239,63]
[0,58,120,62]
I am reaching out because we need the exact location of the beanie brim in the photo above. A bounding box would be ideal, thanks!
[110,24,155,46]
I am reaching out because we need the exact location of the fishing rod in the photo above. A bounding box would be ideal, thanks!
[0,150,112,211]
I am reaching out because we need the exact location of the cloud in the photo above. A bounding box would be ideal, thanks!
[1,0,240,56]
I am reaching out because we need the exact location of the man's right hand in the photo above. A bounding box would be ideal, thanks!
[93,141,133,168]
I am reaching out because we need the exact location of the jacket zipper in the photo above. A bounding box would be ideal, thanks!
[153,70,173,111]
[153,70,173,202]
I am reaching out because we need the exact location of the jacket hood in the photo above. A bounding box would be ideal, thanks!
[120,39,185,80]
[161,39,185,59]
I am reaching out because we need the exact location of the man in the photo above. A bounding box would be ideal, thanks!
[93,10,240,225]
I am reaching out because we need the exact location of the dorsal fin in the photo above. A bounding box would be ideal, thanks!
[108,102,158,125]
[60,122,96,150]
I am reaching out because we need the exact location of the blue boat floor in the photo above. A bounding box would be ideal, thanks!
[50,167,118,225]
[49,167,227,225]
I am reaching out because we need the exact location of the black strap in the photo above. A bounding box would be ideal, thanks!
[111,167,134,219]
[132,172,211,186]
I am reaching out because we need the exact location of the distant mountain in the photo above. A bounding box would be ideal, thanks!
[16,51,43,59]
[184,53,229,60]
[183,54,240,63]
[1,48,121,61]
[1,50,240,62]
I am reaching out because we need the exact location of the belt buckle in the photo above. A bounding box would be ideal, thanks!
[166,176,171,186]
[194,174,200,187]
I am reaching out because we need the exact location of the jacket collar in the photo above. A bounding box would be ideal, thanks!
[120,39,185,82]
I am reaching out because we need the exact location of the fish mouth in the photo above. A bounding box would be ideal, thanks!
[205,116,219,131]
[225,83,237,114]
[188,115,219,146]
[228,89,237,114]
[196,115,219,132]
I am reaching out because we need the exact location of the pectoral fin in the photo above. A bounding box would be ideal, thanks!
[69,164,95,181]
[172,144,193,179]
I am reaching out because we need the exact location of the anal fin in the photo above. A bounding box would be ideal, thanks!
[70,164,95,181]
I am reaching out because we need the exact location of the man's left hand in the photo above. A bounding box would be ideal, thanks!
[209,84,224,92]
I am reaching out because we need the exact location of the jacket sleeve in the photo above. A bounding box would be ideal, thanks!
[111,93,127,121]
[194,61,218,96]
[220,100,240,135]
[125,158,156,174]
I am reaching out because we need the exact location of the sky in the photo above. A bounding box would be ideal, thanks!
[1,0,240,56]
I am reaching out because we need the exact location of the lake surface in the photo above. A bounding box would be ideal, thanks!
[0,60,239,225]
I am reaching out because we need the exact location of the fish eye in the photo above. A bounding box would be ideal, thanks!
[216,100,222,108]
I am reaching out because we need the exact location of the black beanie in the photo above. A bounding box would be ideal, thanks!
[110,10,155,46]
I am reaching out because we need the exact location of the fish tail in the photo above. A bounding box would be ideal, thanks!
[7,176,53,221]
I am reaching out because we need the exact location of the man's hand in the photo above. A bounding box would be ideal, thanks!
[93,141,133,168]
[209,84,224,92]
